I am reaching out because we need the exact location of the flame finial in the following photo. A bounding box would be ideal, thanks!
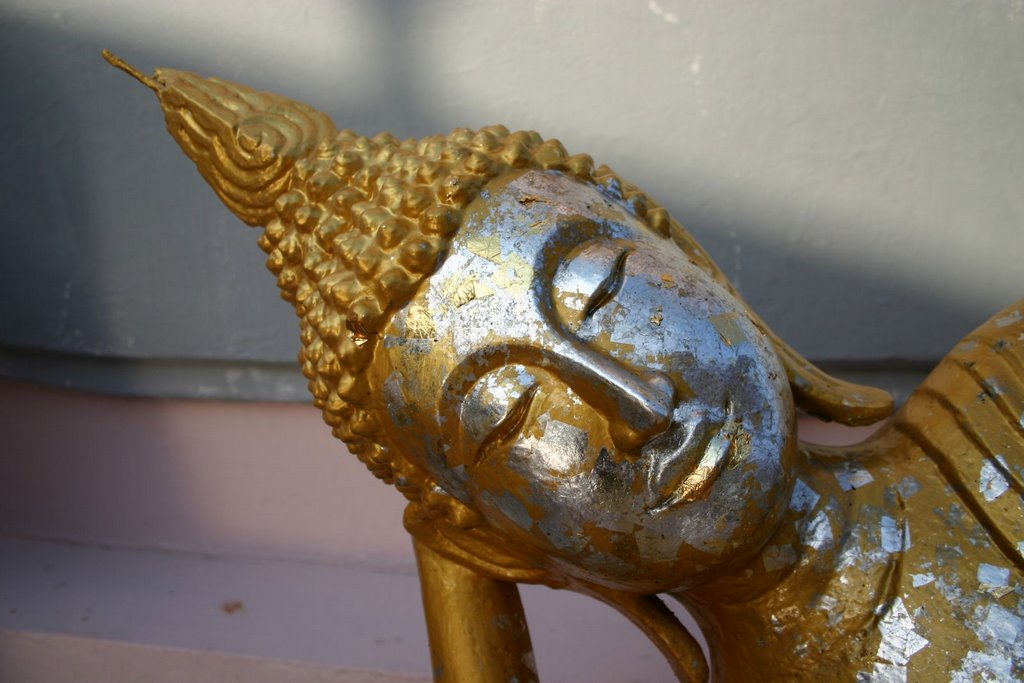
[102,50,161,91]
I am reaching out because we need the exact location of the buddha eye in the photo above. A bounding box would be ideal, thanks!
[552,239,634,330]
[459,365,540,465]
[583,247,631,320]
[475,383,538,464]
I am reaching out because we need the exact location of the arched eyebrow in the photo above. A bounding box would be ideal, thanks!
[583,247,632,320]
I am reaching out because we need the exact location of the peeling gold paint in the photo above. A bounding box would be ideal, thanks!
[405,304,437,339]
[710,311,748,347]
[446,276,494,309]
[467,234,502,262]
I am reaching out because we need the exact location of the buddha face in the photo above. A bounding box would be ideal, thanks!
[375,170,795,591]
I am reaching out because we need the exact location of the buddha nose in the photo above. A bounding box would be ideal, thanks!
[545,339,675,452]
[607,371,676,452]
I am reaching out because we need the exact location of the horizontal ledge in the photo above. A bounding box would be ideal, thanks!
[0,345,931,404]
[0,345,308,402]
[0,629,430,683]
[0,538,432,679]
[0,538,690,682]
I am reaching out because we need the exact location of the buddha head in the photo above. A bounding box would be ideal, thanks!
[117,54,892,594]
[373,168,798,592]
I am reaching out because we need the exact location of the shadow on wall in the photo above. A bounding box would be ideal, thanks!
[681,204,1001,365]
[0,1,1008,393]
[0,3,450,369]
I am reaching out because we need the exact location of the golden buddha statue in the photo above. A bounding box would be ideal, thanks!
[106,52,1023,682]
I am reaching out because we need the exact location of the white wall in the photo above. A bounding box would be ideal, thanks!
[1,0,1021,398]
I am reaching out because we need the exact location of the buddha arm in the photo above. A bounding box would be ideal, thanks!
[413,539,538,682]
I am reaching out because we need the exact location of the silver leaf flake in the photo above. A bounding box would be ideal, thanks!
[977,563,1010,588]
[911,573,935,588]
[801,510,834,550]
[864,662,909,683]
[789,478,820,513]
[881,516,911,553]
[981,604,1023,645]
[979,457,1011,502]
[875,598,929,667]
[816,594,838,612]
[893,476,921,500]
[952,650,1013,683]
[834,466,874,491]
[994,309,1021,327]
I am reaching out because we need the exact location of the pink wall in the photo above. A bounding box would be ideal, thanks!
[0,379,411,566]
[1,378,882,681]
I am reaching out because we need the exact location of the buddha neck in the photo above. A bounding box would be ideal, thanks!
[669,438,905,677]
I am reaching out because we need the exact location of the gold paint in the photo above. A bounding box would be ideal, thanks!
[112,54,1023,681]
[466,234,502,261]
[709,311,747,347]
[474,280,496,299]
[444,276,478,308]
[444,275,494,309]
[490,253,533,297]
[414,540,538,683]
[103,50,160,90]
[679,466,715,501]
[405,304,437,339]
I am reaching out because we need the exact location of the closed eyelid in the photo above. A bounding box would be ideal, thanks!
[473,382,539,465]
[583,247,632,320]
[448,361,542,467]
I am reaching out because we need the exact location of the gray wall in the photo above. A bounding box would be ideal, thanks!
[1,0,1021,401]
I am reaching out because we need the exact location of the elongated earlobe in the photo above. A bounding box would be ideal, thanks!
[770,334,894,425]
[588,168,895,426]
[658,212,893,425]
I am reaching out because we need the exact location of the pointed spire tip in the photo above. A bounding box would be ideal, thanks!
[102,50,161,92]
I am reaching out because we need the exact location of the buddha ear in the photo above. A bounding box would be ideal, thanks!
[763,330,894,425]
[403,499,555,586]
[662,218,894,426]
